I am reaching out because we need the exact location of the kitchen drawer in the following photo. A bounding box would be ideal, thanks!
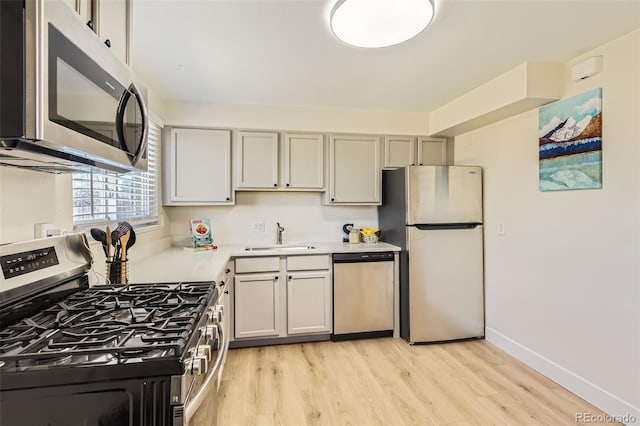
[235,256,280,274]
[287,255,330,271]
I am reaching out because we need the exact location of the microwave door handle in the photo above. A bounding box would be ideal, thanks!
[115,83,148,166]
[131,83,149,167]
[115,87,131,152]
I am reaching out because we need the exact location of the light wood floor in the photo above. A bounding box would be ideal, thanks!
[214,338,617,426]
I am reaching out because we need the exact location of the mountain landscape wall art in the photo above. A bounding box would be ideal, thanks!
[538,88,602,191]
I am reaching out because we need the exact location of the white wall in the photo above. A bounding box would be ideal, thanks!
[167,192,378,246]
[164,101,429,135]
[454,30,639,420]
[162,102,429,245]
[0,168,74,243]
[0,163,173,263]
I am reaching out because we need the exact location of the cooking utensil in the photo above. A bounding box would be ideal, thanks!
[89,228,108,256]
[111,222,132,251]
[105,226,112,259]
[124,223,136,250]
[105,225,113,283]
[111,222,133,284]
[111,221,136,255]
[119,230,131,283]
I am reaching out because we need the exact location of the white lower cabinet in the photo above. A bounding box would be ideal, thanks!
[287,271,331,335]
[234,273,281,339]
[233,254,332,343]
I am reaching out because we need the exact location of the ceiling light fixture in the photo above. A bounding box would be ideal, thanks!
[329,0,435,48]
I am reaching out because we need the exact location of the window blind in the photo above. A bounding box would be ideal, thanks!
[72,119,161,227]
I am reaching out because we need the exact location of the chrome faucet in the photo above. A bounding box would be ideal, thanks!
[276,222,285,245]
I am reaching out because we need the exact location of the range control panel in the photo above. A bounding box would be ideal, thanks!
[1,247,59,279]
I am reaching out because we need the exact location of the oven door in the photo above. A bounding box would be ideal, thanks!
[0,376,174,425]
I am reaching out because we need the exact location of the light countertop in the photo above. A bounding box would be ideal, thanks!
[127,241,400,284]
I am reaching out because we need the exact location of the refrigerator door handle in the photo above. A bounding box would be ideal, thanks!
[414,223,482,230]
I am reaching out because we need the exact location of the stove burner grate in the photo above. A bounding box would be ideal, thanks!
[0,281,216,370]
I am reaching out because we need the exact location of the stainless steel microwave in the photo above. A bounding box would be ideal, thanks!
[0,0,148,173]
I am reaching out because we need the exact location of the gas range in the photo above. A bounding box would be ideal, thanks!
[0,234,228,426]
[1,281,216,374]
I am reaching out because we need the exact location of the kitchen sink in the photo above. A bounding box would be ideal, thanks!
[244,245,316,251]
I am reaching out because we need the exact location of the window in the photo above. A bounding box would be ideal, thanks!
[72,119,161,227]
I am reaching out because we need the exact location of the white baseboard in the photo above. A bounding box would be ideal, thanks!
[485,327,640,425]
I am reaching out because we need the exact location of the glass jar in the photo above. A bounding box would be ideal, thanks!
[349,228,361,244]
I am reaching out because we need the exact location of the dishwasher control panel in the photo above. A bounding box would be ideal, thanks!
[333,251,394,263]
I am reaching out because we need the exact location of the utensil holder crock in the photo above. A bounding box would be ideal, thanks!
[106,258,128,285]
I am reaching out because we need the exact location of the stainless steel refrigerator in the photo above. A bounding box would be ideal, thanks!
[378,166,484,343]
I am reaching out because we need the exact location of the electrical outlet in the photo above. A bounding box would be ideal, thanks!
[34,223,56,239]
[497,221,506,236]
[252,220,265,232]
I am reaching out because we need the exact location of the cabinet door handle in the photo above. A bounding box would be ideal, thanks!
[288,275,292,280]
[419,163,423,166]
[224,290,229,294]
[285,183,290,187]
[104,39,111,48]
[225,269,231,274]
[87,20,94,30]
[274,276,278,280]
[273,183,277,187]
[226,197,230,201]
[331,198,335,202]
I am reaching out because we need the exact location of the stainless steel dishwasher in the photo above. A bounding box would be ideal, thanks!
[332,251,394,341]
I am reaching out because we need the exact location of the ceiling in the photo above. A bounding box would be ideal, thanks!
[131,0,640,113]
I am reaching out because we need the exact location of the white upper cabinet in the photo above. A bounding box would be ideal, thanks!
[62,0,129,65]
[283,133,324,189]
[417,137,447,166]
[95,0,129,64]
[235,131,279,189]
[163,128,232,205]
[235,131,325,191]
[327,134,381,205]
[63,0,93,25]
[384,135,416,169]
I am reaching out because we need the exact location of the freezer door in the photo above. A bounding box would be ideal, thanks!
[407,225,484,342]
[407,166,483,224]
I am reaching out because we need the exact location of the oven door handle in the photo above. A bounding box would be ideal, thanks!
[184,322,226,425]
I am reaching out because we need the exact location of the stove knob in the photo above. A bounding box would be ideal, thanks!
[206,308,222,324]
[202,324,218,342]
[197,344,212,361]
[208,308,222,323]
[212,334,221,351]
[190,356,208,375]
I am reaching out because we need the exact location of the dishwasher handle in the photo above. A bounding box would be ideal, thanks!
[333,252,394,263]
